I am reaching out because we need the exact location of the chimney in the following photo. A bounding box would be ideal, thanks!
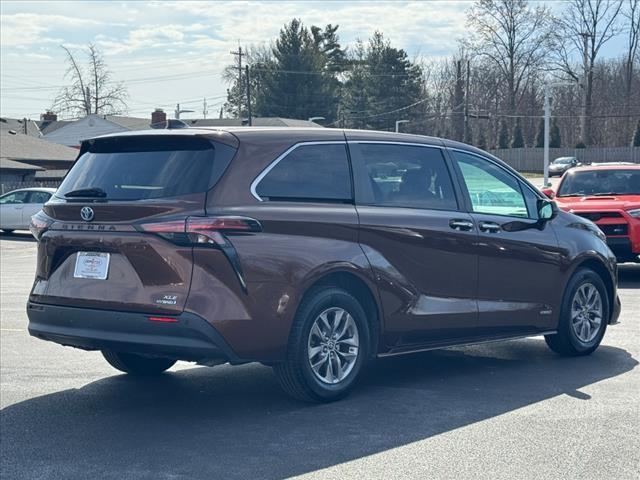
[150,108,167,129]
[40,111,57,122]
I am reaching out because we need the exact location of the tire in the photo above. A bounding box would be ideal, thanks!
[545,268,608,356]
[102,350,176,375]
[273,286,370,402]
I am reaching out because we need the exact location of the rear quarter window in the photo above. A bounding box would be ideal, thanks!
[254,143,352,202]
[57,136,236,200]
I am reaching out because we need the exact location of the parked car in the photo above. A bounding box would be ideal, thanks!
[542,164,640,263]
[27,129,620,402]
[0,187,56,233]
[548,156,578,177]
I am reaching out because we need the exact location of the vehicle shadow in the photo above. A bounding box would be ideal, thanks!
[0,339,636,479]
[0,231,34,242]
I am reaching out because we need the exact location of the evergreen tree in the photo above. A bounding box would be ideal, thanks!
[511,118,524,148]
[497,119,509,149]
[550,117,561,148]
[633,119,640,147]
[355,31,424,131]
[340,40,369,129]
[224,20,346,122]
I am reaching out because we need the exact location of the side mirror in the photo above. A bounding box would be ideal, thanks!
[541,188,555,199]
[538,198,558,221]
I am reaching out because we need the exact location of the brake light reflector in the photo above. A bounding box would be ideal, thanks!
[148,316,179,323]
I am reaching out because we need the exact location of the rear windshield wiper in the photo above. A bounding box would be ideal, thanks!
[64,187,107,198]
[591,192,619,196]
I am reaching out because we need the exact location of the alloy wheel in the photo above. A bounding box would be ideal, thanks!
[571,283,603,343]
[307,307,359,384]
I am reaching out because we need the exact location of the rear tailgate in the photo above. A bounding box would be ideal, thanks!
[29,133,237,314]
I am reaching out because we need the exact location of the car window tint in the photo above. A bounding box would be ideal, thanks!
[0,191,29,205]
[357,144,457,210]
[558,169,640,196]
[28,191,51,204]
[256,143,352,201]
[57,136,235,201]
[453,151,529,218]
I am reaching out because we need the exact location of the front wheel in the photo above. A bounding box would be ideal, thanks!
[545,268,608,356]
[273,287,370,402]
[102,350,176,375]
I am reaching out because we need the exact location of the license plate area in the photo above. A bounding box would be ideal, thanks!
[74,252,110,280]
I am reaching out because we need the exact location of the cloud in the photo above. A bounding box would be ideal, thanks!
[0,13,116,46]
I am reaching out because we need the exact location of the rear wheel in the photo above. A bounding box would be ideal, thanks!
[102,350,176,375]
[545,268,608,356]
[273,286,370,402]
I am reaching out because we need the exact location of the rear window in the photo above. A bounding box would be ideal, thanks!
[56,136,236,200]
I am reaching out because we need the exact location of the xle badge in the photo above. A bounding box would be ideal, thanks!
[155,295,178,306]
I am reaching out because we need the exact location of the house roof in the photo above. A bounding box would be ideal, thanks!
[183,117,324,128]
[38,119,72,135]
[0,117,42,137]
[0,158,44,171]
[105,115,151,130]
[0,131,78,164]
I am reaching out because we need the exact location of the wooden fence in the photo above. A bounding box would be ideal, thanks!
[490,147,640,172]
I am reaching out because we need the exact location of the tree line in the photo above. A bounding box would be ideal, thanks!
[224,0,640,148]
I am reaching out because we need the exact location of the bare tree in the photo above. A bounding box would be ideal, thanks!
[465,0,554,117]
[555,0,623,145]
[52,44,128,117]
[623,0,640,134]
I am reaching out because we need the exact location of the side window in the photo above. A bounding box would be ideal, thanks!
[28,191,51,204]
[453,151,529,218]
[0,191,29,205]
[355,143,457,210]
[255,143,352,201]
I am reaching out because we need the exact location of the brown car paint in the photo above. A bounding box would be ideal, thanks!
[28,127,620,364]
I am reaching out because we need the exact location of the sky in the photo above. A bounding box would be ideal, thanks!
[0,0,630,120]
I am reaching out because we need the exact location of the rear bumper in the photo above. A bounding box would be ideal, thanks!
[27,302,244,364]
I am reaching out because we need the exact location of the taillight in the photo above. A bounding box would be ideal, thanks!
[138,216,261,293]
[137,216,262,246]
[29,210,53,240]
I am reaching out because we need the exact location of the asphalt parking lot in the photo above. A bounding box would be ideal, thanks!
[1,233,638,480]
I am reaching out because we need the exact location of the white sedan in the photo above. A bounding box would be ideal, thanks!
[0,188,56,233]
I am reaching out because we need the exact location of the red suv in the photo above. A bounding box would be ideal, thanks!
[542,164,640,263]
[27,128,620,402]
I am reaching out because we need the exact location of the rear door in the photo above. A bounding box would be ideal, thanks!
[450,149,564,334]
[0,190,30,229]
[349,141,479,349]
[24,191,52,225]
[31,134,237,314]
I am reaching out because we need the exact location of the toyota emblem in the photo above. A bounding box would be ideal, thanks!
[80,206,94,222]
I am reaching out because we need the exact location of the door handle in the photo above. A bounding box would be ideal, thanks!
[449,219,474,232]
[479,221,501,233]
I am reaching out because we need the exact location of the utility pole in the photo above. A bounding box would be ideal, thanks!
[203,98,208,119]
[230,46,245,119]
[174,103,194,120]
[245,65,252,126]
[543,86,551,187]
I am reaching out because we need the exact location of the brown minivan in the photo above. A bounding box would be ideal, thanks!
[27,128,621,402]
